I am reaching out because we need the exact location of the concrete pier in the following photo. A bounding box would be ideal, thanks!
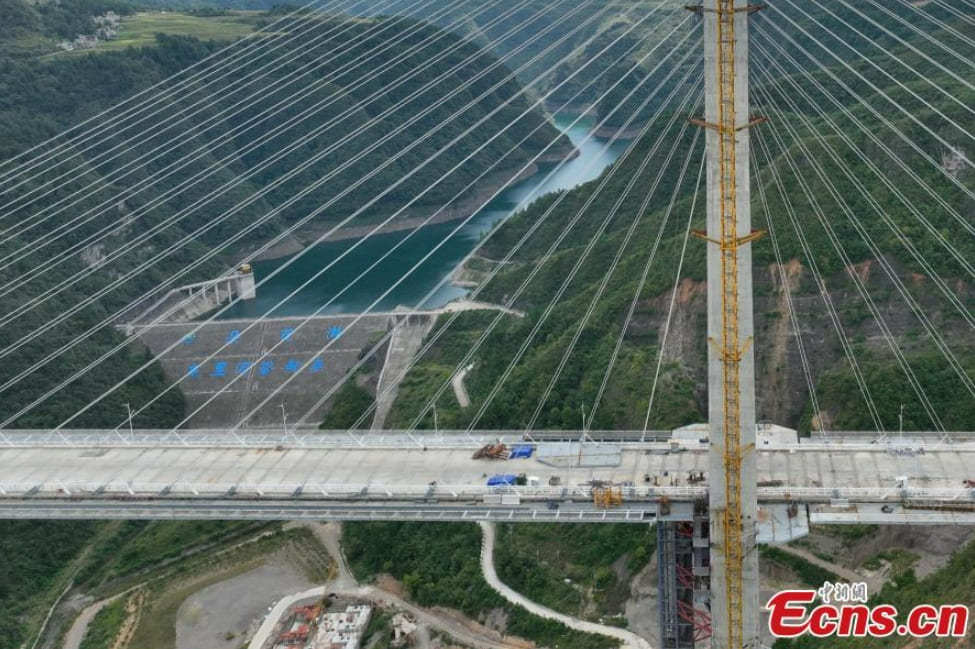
[700,1,761,647]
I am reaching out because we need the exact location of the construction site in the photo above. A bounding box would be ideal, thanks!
[266,600,372,649]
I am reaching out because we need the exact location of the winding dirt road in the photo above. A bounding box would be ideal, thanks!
[250,523,529,649]
[478,521,652,649]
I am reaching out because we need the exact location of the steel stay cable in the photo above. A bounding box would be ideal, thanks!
[524,107,701,432]
[112,12,693,435]
[0,0,520,293]
[0,0,601,354]
[0,0,627,427]
[750,40,975,324]
[752,72,975,397]
[585,134,701,436]
[759,81,975,408]
[755,101,948,429]
[445,69,700,434]
[0,0,394,209]
[749,146,824,434]
[29,1,681,430]
[834,0,975,96]
[0,0,467,250]
[0,0,617,416]
[751,21,975,254]
[751,128,885,433]
[769,0,975,167]
[865,0,975,60]
[581,126,700,434]
[0,0,377,209]
[0,0,620,420]
[642,151,703,433]
[168,11,695,432]
[813,0,975,127]
[399,52,702,435]
[578,125,701,434]
[0,0,356,184]
[934,0,975,30]
[752,17,975,241]
[331,44,704,434]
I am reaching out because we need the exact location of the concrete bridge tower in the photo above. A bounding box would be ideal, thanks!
[695,1,762,647]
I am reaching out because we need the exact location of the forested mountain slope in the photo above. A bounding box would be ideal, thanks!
[0,0,570,428]
[0,1,574,643]
[139,0,697,127]
[386,2,975,433]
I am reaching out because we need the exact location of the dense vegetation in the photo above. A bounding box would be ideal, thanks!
[0,519,261,647]
[776,539,975,649]
[0,0,134,49]
[0,0,568,429]
[759,547,838,589]
[139,0,689,122]
[387,3,975,433]
[1,1,974,648]
[343,521,619,649]
[319,381,375,429]
[0,2,571,643]
[494,523,655,621]
[0,521,101,647]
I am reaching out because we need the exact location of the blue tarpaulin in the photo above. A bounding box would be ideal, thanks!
[508,444,534,459]
[487,474,516,486]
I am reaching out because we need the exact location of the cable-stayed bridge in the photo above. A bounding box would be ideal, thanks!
[2,430,975,526]
[1,0,974,647]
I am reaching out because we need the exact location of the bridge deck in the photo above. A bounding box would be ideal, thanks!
[3,439,974,503]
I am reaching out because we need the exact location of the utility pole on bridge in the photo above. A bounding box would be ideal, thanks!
[689,1,763,647]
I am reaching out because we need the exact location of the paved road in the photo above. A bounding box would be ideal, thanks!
[440,301,525,318]
[251,522,527,649]
[62,594,124,649]
[478,522,652,649]
[452,366,472,408]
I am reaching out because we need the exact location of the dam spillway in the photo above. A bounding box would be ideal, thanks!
[129,314,400,427]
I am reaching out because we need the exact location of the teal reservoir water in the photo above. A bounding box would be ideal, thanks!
[219,116,629,319]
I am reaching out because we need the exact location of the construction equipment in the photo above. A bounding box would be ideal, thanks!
[486,474,516,486]
[593,485,623,508]
[472,443,509,460]
[686,1,764,646]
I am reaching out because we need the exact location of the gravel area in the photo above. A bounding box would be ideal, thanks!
[176,554,315,649]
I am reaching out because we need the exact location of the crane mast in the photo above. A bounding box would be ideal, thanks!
[691,1,763,647]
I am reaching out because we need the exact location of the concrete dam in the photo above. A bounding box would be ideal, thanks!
[128,302,519,428]
[129,313,405,428]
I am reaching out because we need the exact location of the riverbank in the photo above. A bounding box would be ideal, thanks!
[593,123,648,139]
[215,115,629,319]
[545,101,647,139]
[238,148,577,264]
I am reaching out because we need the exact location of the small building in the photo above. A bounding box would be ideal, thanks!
[391,613,417,646]
[313,604,372,649]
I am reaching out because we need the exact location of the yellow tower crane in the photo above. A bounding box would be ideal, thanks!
[689,2,764,647]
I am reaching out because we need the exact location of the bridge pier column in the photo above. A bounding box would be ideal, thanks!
[658,501,713,648]
[695,0,761,646]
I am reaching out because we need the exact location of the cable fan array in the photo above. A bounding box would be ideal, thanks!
[0,0,971,443]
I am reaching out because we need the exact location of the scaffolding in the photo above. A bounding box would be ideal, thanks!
[686,0,763,645]
[593,485,623,507]
[658,506,713,648]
